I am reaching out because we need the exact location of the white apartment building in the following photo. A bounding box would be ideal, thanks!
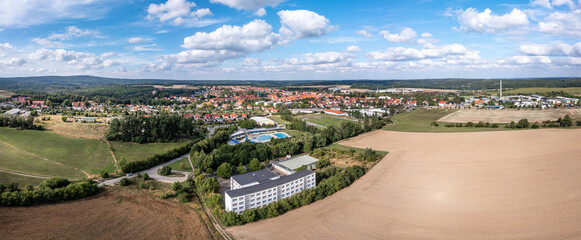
[225,169,316,214]
[230,169,280,190]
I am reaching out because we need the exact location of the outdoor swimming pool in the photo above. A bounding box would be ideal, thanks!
[273,132,290,138]
[251,135,273,142]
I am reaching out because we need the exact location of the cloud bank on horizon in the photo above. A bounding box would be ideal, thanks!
[0,0,580,80]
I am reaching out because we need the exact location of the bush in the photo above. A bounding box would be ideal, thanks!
[217,162,234,178]
[160,166,172,176]
[177,192,192,203]
[139,182,147,189]
[141,172,150,181]
[172,182,183,192]
[430,121,439,127]
[1,180,99,206]
[100,171,109,179]
[39,178,70,189]
[491,123,499,128]
[119,178,131,186]
[160,192,173,199]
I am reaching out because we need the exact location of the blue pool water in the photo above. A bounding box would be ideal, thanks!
[273,133,289,138]
[252,135,273,142]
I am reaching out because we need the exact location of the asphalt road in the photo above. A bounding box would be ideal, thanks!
[100,154,191,186]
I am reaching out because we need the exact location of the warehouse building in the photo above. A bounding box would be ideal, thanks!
[224,169,316,214]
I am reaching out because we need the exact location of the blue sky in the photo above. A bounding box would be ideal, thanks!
[0,0,580,80]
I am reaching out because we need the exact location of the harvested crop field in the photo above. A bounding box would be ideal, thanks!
[439,109,581,123]
[228,129,581,240]
[0,188,212,240]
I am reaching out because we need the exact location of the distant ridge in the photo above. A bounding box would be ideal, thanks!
[1,75,581,92]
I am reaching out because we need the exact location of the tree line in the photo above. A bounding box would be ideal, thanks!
[0,115,43,130]
[106,115,199,143]
[0,178,99,206]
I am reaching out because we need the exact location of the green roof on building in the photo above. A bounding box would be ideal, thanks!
[277,155,319,171]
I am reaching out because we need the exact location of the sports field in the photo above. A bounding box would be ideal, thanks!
[439,109,581,123]
[229,129,581,239]
[0,127,114,179]
[300,114,359,127]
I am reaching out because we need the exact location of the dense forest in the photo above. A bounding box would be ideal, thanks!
[105,115,199,143]
[2,75,581,93]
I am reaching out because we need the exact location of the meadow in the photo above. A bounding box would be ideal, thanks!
[383,109,511,132]
[0,127,114,178]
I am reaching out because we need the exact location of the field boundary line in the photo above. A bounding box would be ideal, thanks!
[0,138,91,178]
[197,192,233,240]
[106,140,119,172]
[0,168,50,179]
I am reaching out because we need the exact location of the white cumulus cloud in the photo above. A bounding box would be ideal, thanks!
[254,8,267,17]
[454,8,530,33]
[345,45,361,52]
[520,42,581,56]
[0,0,110,28]
[147,0,220,27]
[128,37,150,44]
[210,0,286,10]
[366,43,477,61]
[167,19,282,64]
[278,10,334,39]
[355,30,371,37]
[379,27,417,43]
[538,9,581,38]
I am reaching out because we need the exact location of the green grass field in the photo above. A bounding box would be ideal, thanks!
[0,128,114,178]
[267,115,290,125]
[383,109,512,133]
[0,171,45,185]
[327,143,388,158]
[111,141,190,163]
[305,115,358,127]
[167,156,192,172]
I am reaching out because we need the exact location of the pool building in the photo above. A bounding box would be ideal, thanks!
[224,169,317,214]
[273,155,320,175]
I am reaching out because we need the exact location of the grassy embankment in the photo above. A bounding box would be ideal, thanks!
[383,109,511,132]
[0,127,114,179]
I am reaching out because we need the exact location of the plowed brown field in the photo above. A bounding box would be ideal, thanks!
[0,188,212,240]
[228,129,581,240]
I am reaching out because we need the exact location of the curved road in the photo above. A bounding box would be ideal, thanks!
[100,154,191,186]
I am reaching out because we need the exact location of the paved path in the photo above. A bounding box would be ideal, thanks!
[100,154,191,186]
[0,168,50,179]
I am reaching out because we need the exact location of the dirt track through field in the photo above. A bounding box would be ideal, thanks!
[0,138,91,178]
[0,188,213,240]
[228,129,581,240]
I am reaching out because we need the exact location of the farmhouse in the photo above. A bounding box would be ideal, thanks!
[273,155,320,175]
[250,116,276,126]
[225,169,316,214]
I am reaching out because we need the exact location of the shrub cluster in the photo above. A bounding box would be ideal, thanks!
[0,179,99,206]
[444,121,499,128]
